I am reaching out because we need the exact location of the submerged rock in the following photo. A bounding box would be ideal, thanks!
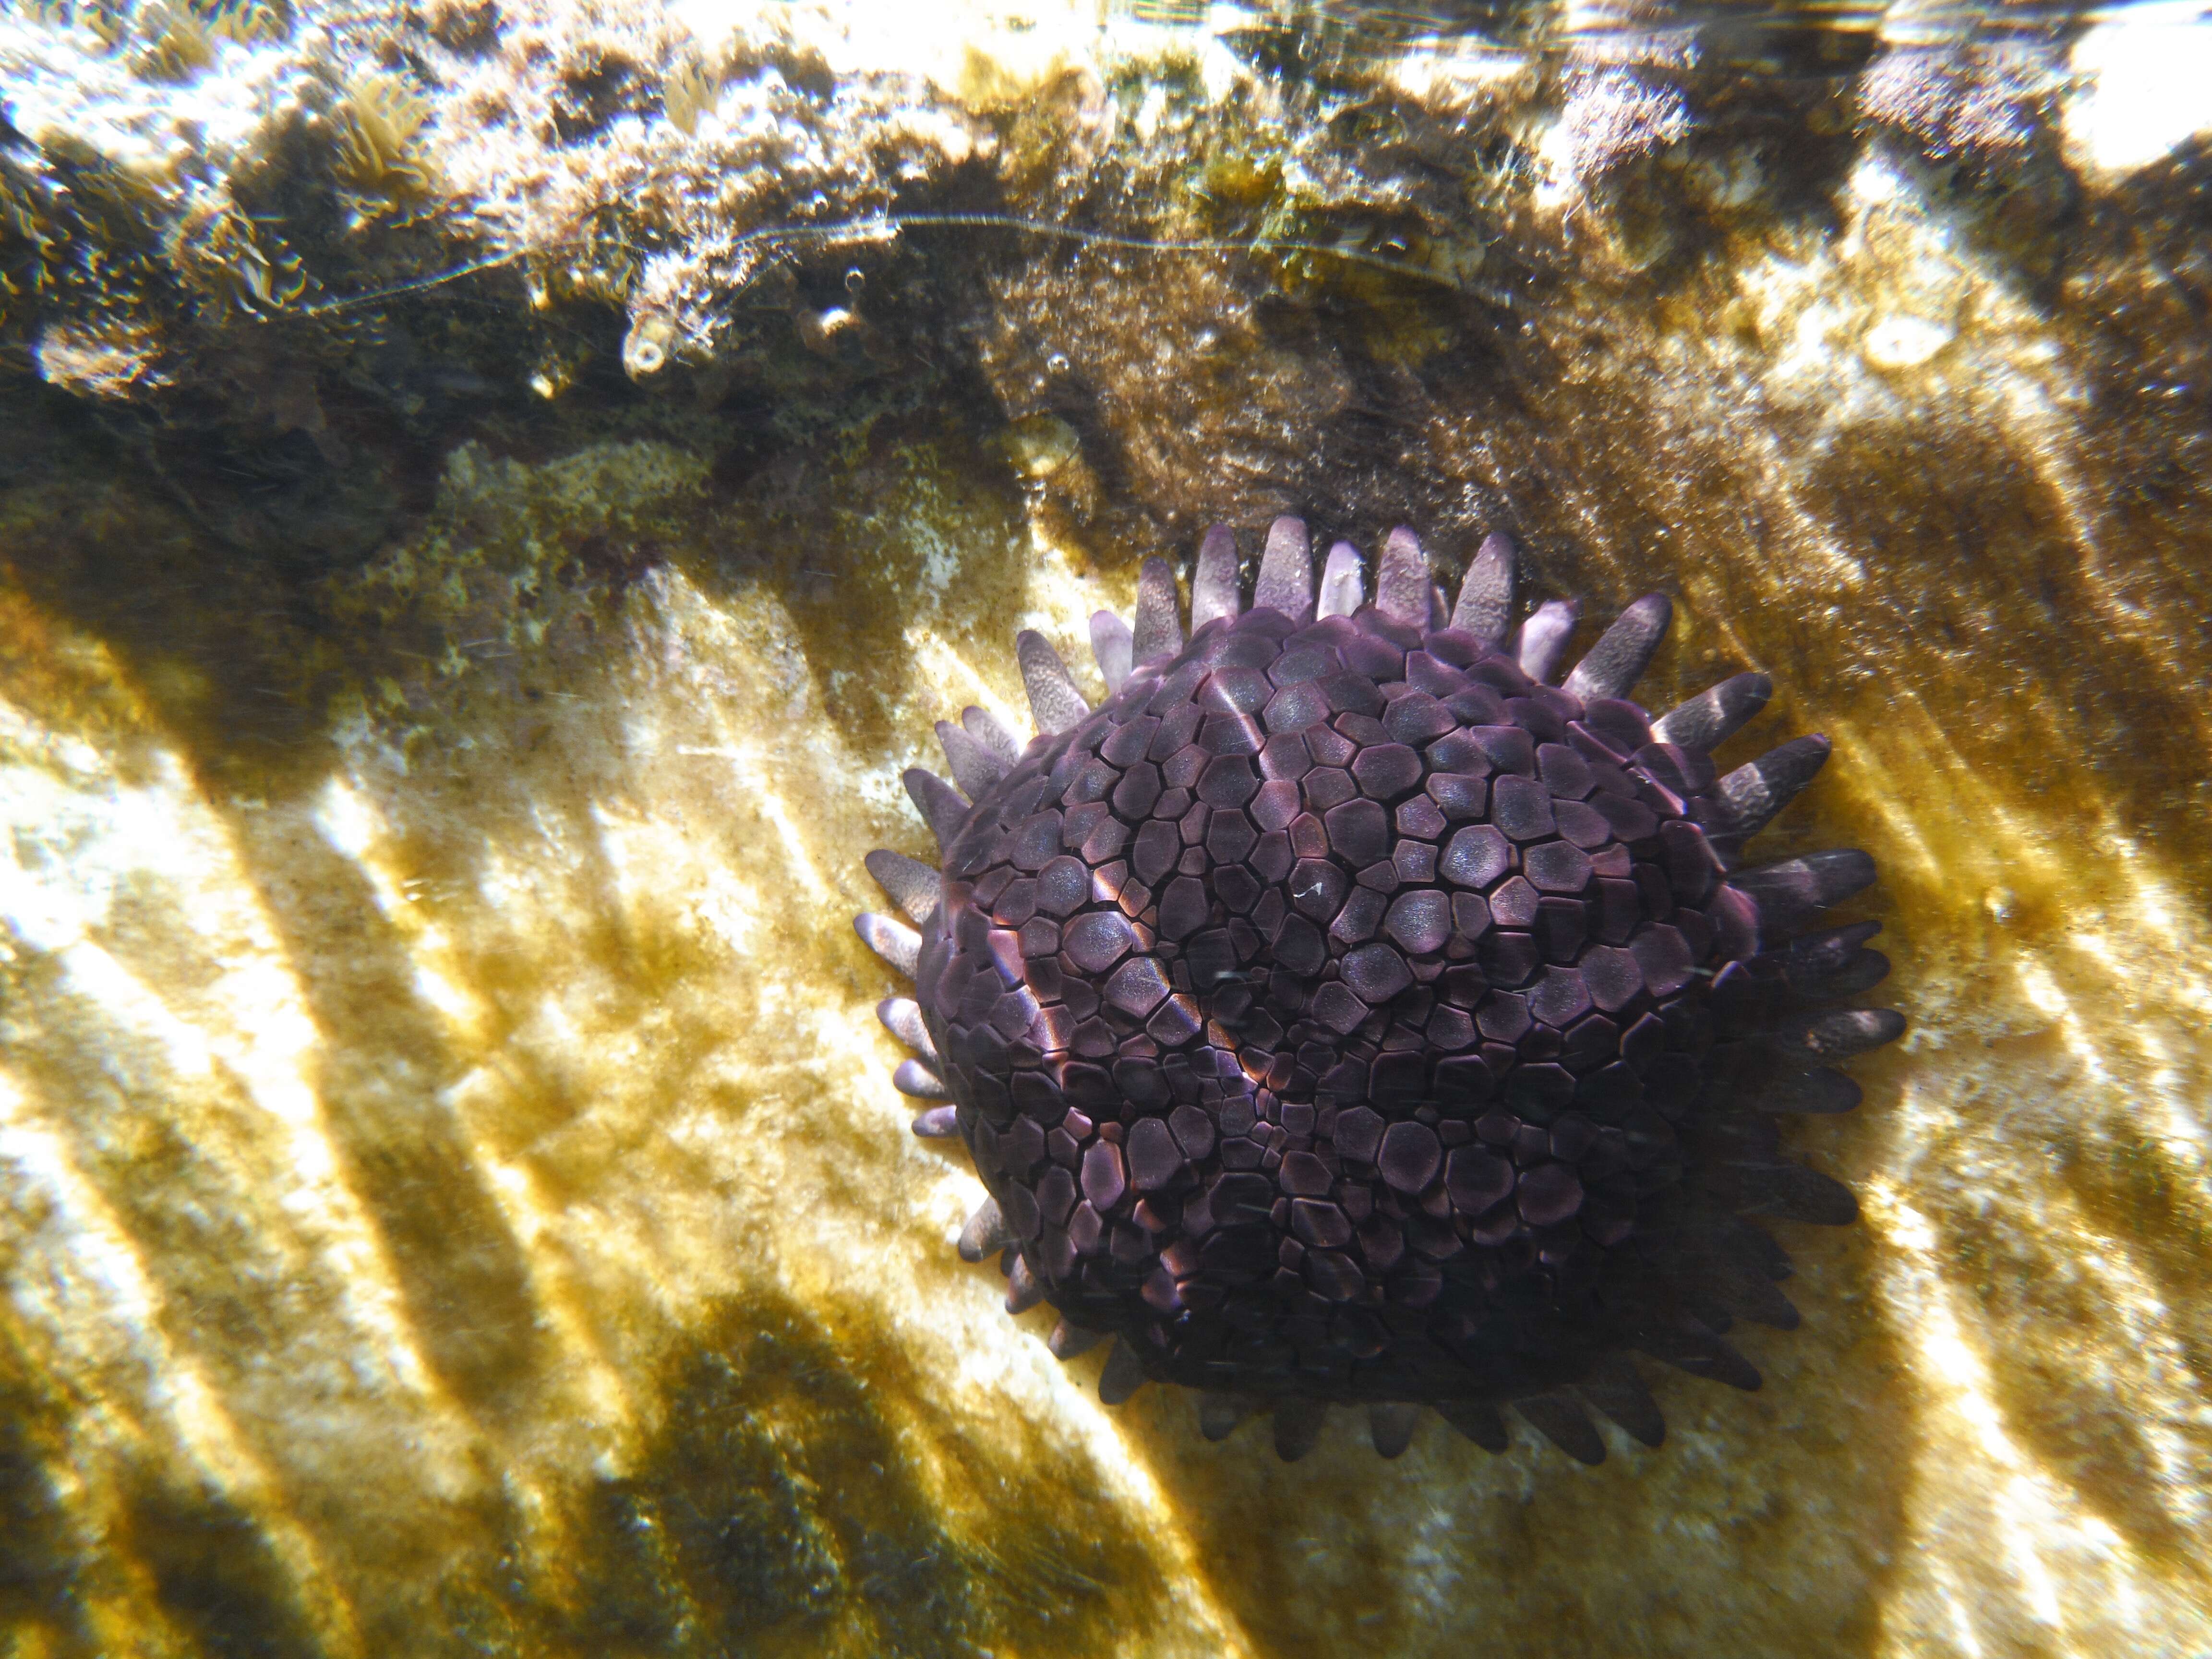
[2,2,2212,1656]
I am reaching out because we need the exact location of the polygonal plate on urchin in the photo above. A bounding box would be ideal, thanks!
[856,517,1900,1464]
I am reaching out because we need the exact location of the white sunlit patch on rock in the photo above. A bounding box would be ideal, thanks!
[2063,0,2212,181]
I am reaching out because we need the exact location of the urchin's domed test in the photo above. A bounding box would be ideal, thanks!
[857,518,1902,1464]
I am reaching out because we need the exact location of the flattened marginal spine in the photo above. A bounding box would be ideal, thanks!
[1368,1401,1420,1459]
[1653,671,1772,751]
[1090,610,1134,694]
[962,705,1022,766]
[1048,1318,1107,1359]
[1436,1399,1508,1451]
[1375,526,1431,625]
[855,912,921,978]
[936,719,1008,799]
[1016,630,1091,735]
[1272,1397,1328,1462]
[1517,598,1579,684]
[903,768,970,849]
[1715,734,1831,838]
[1253,515,1314,624]
[1772,1006,1907,1061]
[876,995,938,1058]
[1132,555,1183,665]
[1317,541,1364,619]
[1515,1393,1606,1465]
[1191,524,1242,629]
[1561,593,1672,703]
[1098,1337,1149,1404]
[1006,1253,1047,1313]
[1578,1357,1665,1448]
[959,1197,1017,1262]
[1729,848,1878,917]
[865,849,942,925]
[1451,530,1517,644]
[892,1058,950,1098]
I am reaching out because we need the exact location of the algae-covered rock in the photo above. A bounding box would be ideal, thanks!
[4,2,2212,1656]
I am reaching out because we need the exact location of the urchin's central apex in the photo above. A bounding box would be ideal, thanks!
[857,516,1900,1464]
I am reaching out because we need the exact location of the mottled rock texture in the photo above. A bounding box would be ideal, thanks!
[2,1,2212,1656]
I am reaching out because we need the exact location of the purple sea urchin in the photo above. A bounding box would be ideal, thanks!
[858,518,1902,1464]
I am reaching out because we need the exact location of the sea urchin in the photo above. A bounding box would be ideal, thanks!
[857,518,1901,1463]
